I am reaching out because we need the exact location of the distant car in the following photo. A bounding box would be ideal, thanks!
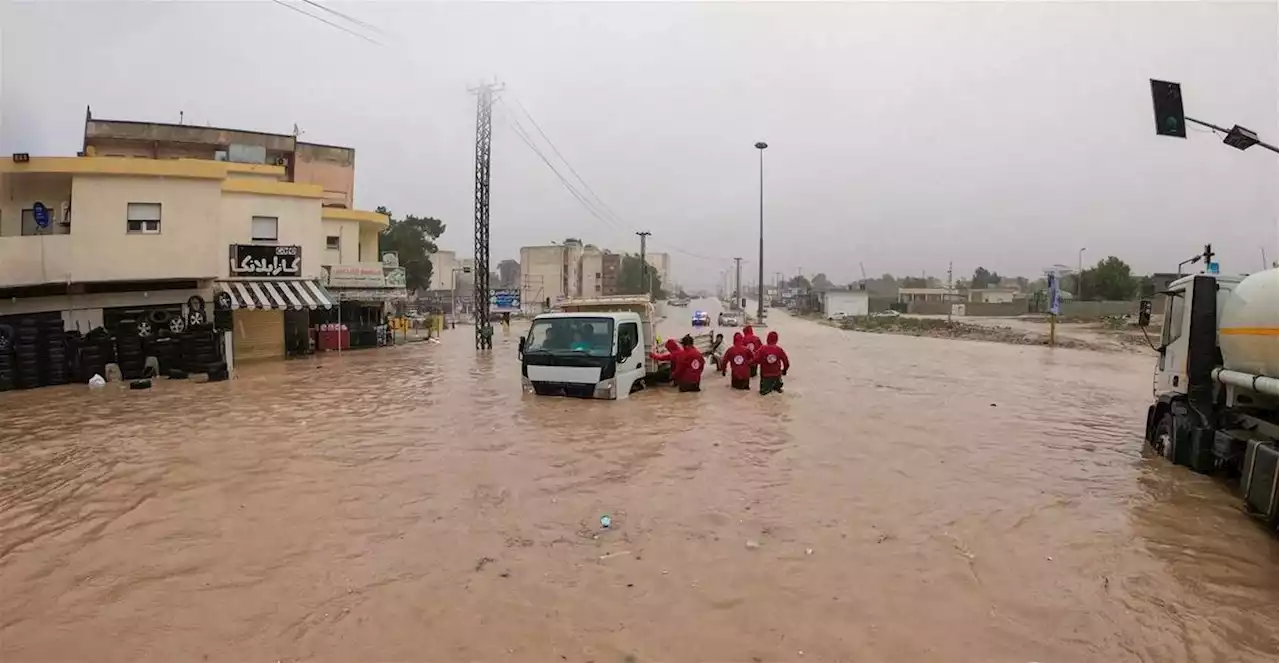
[692,311,711,327]
[717,312,741,326]
[872,310,902,318]
[827,312,848,321]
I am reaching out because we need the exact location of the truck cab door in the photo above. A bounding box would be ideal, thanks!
[615,321,644,397]
[1156,289,1190,396]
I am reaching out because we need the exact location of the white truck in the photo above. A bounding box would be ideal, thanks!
[1142,248,1278,525]
[518,295,713,400]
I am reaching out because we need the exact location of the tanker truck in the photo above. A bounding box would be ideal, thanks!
[1142,250,1278,525]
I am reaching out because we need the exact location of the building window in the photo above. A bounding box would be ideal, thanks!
[251,216,278,242]
[326,235,341,250]
[126,202,162,234]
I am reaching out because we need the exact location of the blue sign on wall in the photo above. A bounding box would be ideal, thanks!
[490,289,521,312]
[32,202,49,229]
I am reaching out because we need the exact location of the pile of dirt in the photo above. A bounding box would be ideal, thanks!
[837,316,1110,352]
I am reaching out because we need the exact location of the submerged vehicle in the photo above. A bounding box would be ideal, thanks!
[519,296,712,400]
[1142,247,1278,525]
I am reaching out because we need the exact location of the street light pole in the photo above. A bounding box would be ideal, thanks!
[754,141,768,325]
[1077,247,1087,299]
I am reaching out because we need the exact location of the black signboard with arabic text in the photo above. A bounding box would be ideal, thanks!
[229,244,302,277]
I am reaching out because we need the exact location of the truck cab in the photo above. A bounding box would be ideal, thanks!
[519,311,645,399]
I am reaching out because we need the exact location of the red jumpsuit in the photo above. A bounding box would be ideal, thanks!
[741,325,763,377]
[752,331,790,395]
[719,333,753,390]
[675,343,705,392]
[649,339,683,384]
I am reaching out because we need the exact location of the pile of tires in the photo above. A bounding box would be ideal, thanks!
[42,318,68,386]
[145,336,180,375]
[13,320,41,389]
[180,325,219,374]
[79,327,114,382]
[0,324,13,392]
[115,320,147,380]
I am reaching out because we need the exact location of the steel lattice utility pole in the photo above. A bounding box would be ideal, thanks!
[636,231,651,298]
[470,82,501,348]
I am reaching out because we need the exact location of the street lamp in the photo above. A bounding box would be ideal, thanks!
[754,141,768,325]
[1077,247,1086,299]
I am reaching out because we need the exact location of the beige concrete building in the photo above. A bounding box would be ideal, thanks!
[645,251,670,287]
[0,112,390,366]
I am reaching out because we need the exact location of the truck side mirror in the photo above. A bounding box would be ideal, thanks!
[517,336,526,357]
[1138,299,1152,327]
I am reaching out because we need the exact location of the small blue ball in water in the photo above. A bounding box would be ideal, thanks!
[600,516,612,528]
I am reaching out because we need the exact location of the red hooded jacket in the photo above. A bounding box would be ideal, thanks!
[742,325,762,357]
[752,331,790,378]
[677,342,705,386]
[650,339,683,382]
[719,333,753,380]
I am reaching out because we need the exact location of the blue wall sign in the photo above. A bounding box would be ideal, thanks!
[490,289,521,312]
[32,202,50,229]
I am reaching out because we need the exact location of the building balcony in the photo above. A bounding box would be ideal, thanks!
[0,235,74,287]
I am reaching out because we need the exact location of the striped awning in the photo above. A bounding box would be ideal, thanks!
[218,279,335,310]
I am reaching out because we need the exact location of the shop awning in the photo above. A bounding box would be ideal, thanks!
[218,279,335,310]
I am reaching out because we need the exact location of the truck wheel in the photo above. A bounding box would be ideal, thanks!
[1152,412,1178,461]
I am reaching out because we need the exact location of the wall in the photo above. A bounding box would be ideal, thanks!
[564,242,583,298]
[1058,300,1143,319]
[359,226,381,263]
[520,245,566,311]
[580,248,603,297]
[70,175,223,282]
[321,218,361,266]
[0,173,73,237]
[429,250,458,291]
[907,300,1030,316]
[294,143,355,208]
[822,291,869,316]
[219,193,323,278]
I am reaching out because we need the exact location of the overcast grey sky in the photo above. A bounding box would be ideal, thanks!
[3,1,1276,287]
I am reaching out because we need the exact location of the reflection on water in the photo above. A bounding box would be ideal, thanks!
[0,306,1275,662]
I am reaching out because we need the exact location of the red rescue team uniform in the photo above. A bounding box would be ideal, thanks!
[719,332,753,390]
[752,330,790,395]
[741,325,763,377]
[649,339,683,385]
[675,337,704,392]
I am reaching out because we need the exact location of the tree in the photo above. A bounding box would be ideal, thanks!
[1080,256,1136,301]
[900,276,929,288]
[618,254,666,299]
[784,275,811,291]
[811,273,834,291]
[970,266,1001,289]
[376,206,446,292]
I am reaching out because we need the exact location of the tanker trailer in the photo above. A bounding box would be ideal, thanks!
[1142,258,1278,525]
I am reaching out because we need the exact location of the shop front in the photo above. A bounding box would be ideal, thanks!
[317,264,409,350]
[219,244,335,362]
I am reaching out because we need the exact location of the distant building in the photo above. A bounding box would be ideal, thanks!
[645,252,670,286]
[897,287,962,303]
[602,253,621,296]
[497,259,520,289]
[968,288,1019,304]
[821,290,870,317]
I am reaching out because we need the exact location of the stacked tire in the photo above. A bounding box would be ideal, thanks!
[145,336,179,375]
[115,320,147,380]
[42,319,68,386]
[84,327,115,381]
[0,325,13,392]
[180,325,219,374]
[13,320,40,389]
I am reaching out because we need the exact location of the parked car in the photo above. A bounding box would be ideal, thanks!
[692,310,711,327]
[871,310,902,318]
[717,312,741,326]
[827,311,848,321]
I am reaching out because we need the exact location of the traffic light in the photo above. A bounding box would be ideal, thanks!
[1150,79,1186,138]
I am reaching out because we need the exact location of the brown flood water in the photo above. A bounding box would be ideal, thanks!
[1,304,1275,662]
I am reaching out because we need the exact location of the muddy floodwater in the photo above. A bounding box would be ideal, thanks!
[1,304,1275,662]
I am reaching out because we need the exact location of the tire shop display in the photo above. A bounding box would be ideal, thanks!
[0,324,13,392]
[115,320,147,381]
[42,318,68,386]
[14,319,40,390]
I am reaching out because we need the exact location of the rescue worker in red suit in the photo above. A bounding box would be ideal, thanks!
[752,330,790,395]
[741,325,763,378]
[649,338,682,386]
[718,332,754,390]
[674,334,705,392]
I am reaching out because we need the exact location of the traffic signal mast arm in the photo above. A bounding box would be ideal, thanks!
[1186,116,1278,154]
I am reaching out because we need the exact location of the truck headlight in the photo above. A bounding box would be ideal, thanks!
[594,378,616,398]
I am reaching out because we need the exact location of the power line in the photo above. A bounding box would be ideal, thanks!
[298,0,392,37]
[268,0,384,47]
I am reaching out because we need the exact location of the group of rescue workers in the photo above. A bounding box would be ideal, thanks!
[649,325,790,395]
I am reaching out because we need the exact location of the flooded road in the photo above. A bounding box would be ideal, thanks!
[1,303,1275,662]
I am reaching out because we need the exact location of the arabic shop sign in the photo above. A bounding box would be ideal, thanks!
[229,244,302,277]
[326,264,386,288]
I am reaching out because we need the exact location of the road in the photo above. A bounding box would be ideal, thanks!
[0,300,1274,662]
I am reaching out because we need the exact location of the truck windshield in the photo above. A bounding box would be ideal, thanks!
[526,317,615,358]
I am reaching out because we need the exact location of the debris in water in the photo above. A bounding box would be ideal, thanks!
[805,548,814,556]
[600,515,612,529]
[1046,556,1053,561]
[475,557,496,572]
[745,539,761,550]
[598,550,631,561]
[499,571,510,578]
